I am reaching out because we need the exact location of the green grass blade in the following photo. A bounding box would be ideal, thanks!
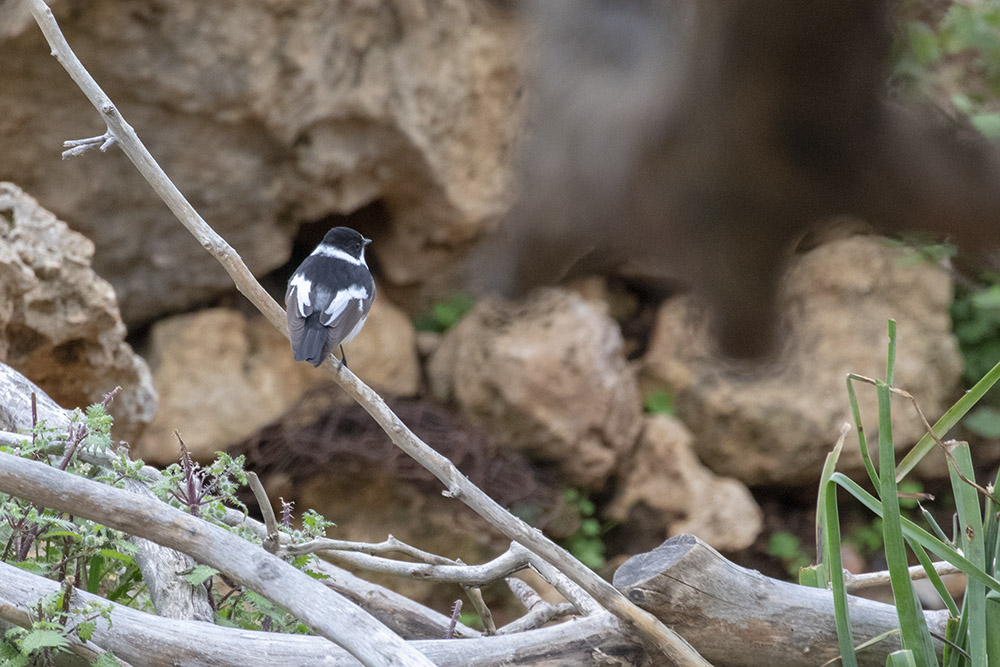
[907,538,959,618]
[816,423,851,588]
[876,381,937,667]
[887,650,918,667]
[918,503,952,547]
[833,473,1000,594]
[943,605,969,667]
[896,358,1000,482]
[824,478,858,667]
[886,319,897,386]
[986,591,1000,667]
[847,375,881,489]
[947,442,987,667]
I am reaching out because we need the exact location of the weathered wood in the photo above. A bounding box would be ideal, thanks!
[0,361,70,433]
[614,534,950,666]
[121,477,214,622]
[0,450,434,667]
[0,560,643,666]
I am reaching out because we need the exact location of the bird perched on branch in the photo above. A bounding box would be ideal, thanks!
[285,227,376,367]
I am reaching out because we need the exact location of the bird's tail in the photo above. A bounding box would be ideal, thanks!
[293,314,332,367]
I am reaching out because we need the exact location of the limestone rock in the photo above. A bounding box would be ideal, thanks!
[0,183,156,443]
[428,288,642,489]
[641,235,962,485]
[136,300,419,464]
[608,415,762,552]
[0,0,523,324]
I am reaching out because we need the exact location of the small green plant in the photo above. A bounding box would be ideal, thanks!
[811,320,1000,666]
[0,590,118,666]
[413,292,476,333]
[767,531,812,578]
[642,388,676,416]
[558,489,606,570]
[951,280,1000,438]
[0,392,345,646]
[895,0,1000,140]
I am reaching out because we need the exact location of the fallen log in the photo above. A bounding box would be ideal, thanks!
[614,534,950,666]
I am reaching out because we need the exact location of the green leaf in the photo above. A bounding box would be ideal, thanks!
[182,564,218,587]
[92,651,123,667]
[823,479,857,667]
[946,442,987,666]
[642,389,676,416]
[768,532,802,561]
[886,649,918,667]
[19,629,68,653]
[971,285,1000,310]
[75,621,96,642]
[0,640,30,667]
[963,407,1000,438]
[896,356,1000,481]
[875,381,936,667]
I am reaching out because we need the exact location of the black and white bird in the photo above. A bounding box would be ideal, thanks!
[285,227,376,367]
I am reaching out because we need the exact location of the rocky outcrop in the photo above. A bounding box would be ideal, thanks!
[642,235,962,485]
[135,301,419,464]
[428,288,642,489]
[0,0,523,324]
[607,415,762,552]
[0,183,156,442]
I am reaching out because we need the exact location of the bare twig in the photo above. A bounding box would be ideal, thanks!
[307,543,527,585]
[283,534,458,566]
[844,561,963,592]
[506,576,545,611]
[246,471,281,553]
[445,600,462,640]
[62,131,116,158]
[21,2,706,662]
[497,602,576,635]
[463,585,497,635]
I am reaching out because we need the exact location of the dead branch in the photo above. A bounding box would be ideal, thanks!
[0,531,960,666]
[0,450,435,667]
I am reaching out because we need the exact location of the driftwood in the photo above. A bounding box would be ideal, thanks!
[0,506,954,667]
[0,450,434,667]
[614,535,950,667]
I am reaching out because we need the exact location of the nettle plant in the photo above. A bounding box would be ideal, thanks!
[806,320,1000,667]
[0,393,336,665]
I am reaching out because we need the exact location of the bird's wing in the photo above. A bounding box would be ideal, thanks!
[320,284,371,347]
[285,274,315,353]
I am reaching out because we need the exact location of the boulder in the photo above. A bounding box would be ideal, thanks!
[135,299,419,464]
[641,235,962,485]
[428,288,642,489]
[0,0,523,324]
[607,415,762,552]
[0,183,156,442]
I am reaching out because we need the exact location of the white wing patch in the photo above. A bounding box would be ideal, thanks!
[341,313,369,345]
[322,285,369,326]
[288,273,313,317]
[311,244,367,267]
